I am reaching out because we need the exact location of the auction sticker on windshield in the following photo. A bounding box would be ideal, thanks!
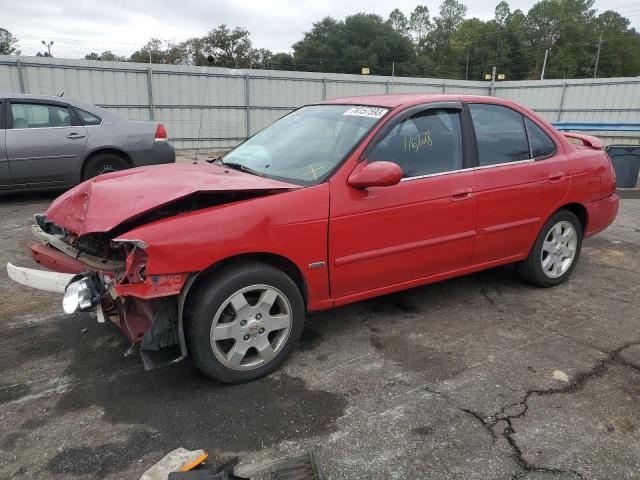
[342,106,388,118]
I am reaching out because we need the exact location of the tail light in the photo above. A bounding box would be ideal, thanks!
[155,123,168,141]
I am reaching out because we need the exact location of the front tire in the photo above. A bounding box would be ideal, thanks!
[185,262,305,383]
[517,210,583,287]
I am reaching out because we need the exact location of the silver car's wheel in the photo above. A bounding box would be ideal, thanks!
[541,221,578,278]
[95,163,120,175]
[82,153,129,180]
[210,284,292,371]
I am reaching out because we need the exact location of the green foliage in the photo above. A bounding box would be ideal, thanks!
[85,51,126,62]
[75,0,640,80]
[125,27,272,68]
[0,28,20,55]
[291,14,414,75]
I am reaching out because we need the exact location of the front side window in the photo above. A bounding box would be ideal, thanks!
[525,118,556,159]
[77,108,102,126]
[222,104,388,185]
[11,103,71,129]
[469,104,530,166]
[367,109,463,178]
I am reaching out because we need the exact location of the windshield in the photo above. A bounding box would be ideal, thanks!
[222,104,389,185]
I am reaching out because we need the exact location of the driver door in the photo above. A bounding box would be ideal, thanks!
[328,103,478,302]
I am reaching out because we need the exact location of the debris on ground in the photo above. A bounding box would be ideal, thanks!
[140,448,208,480]
[168,457,248,480]
[269,451,322,479]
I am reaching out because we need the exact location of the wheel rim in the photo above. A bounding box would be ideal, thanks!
[541,220,578,278]
[96,163,119,175]
[209,284,292,371]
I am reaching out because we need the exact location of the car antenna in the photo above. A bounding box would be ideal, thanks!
[195,55,214,161]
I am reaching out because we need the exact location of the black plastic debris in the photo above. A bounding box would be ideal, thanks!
[168,457,249,480]
[270,451,322,480]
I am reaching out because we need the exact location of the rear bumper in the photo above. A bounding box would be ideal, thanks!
[584,193,619,238]
[130,141,176,167]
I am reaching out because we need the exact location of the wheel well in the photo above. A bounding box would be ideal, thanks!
[82,148,132,176]
[187,253,309,308]
[559,203,588,235]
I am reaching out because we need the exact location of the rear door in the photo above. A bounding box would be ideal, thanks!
[467,102,569,264]
[6,100,88,184]
[0,100,10,186]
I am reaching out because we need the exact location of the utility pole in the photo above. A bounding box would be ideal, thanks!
[540,48,549,80]
[490,66,496,96]
[391,61,395,89]
[41,40,54,57]
[594,32,603,79]
[465,50,470,80]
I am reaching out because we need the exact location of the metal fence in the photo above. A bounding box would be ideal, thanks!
[2,55,640,149]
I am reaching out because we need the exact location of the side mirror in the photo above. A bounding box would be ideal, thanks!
[348,161,403,189]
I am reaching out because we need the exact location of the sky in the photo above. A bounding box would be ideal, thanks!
[2,0,640,59]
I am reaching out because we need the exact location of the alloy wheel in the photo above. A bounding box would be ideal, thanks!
[209,284,292,371]
[541,220,578,278]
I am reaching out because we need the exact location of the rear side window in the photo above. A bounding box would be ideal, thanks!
[525,118,556,159]
[368,109,463,178]
[469,104,530,166]
[11,103,71,129]
[77,108,102,126]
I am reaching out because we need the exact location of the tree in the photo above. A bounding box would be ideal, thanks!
[494,1,510,26]
[409,6,431,46]
[292,14,415,75]
[85,51,126,62]
[199,25,252,68]
[129,38,168,63]
[0,28,20,55]
[388,8,409,35]
[270,52,295,70]
[77,1,640,80]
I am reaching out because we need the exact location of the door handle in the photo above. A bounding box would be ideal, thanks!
[548,171,565,183]
[450,187,474,201]
[66,132,86,139]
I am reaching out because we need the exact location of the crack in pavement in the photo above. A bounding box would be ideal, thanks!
[421,340,640,479]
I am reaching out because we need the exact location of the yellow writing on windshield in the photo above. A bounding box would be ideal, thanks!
[403,131,432,153]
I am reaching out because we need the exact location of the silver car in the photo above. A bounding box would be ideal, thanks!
[0,94,175,192]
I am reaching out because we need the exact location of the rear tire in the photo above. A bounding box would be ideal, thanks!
[516,210,583,287]
[82,153,129,180]
[185,262,305,383]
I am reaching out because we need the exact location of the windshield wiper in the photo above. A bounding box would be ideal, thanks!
[221,162,266,177]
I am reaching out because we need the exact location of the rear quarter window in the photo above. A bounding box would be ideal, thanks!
[77,108,102,126]
[525,118,556,159]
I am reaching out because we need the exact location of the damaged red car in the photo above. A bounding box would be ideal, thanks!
[8,94,619,383]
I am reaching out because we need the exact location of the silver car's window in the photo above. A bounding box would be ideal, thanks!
[77,108,102,126]
[11,103,71,129]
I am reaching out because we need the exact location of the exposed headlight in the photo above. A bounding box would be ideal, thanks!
[62,273,104,314]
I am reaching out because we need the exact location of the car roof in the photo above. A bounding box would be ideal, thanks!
[318,93,516,109]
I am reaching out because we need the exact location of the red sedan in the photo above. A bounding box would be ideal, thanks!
[8,94,619,383]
